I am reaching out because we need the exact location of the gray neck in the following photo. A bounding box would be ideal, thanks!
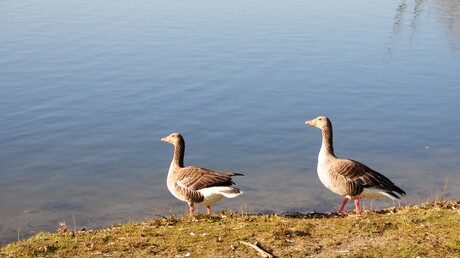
[172,140,185,168]
[321,125,335,156]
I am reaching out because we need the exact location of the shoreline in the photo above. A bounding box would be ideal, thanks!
[2,200,459,257]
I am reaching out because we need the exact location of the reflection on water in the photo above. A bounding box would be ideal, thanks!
[435,0,460,51]
[387,0,460,61]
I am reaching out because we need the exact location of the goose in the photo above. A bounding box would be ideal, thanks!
[161,133,243,216]
[305,116,406,214]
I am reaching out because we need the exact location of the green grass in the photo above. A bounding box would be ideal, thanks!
[2,201,460,257]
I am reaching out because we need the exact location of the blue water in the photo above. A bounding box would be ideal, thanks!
[1,0,460,245]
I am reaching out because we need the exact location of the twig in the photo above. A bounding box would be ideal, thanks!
[72,213,77,232]
[240,241,275,258]
[425,186,431,203]
[440,177,448,202]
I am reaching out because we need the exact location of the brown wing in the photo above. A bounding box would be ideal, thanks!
[176,166,243,191]
[332,158,405,197]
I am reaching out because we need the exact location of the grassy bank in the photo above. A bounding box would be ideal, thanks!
[1,201,460,257]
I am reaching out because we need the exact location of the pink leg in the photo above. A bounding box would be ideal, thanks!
[189,204,195,216]
[354,199,361,214]
[338,198,349,213]
[206,205,211,215]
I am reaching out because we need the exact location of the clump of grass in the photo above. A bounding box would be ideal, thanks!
[1,201,460,257]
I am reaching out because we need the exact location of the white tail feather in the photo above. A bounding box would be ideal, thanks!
[197,186,243,206]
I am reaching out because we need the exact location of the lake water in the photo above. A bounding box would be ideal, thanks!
[1,0,459,245]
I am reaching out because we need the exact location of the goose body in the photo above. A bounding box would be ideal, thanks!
[306,116,406,214]
[162,133,243,216]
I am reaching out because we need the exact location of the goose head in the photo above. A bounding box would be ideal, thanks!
[305,116,331,130]
[161,132,184,145]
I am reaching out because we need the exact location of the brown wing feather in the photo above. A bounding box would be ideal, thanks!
[176,166,242,191]
[331,158,405,197]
